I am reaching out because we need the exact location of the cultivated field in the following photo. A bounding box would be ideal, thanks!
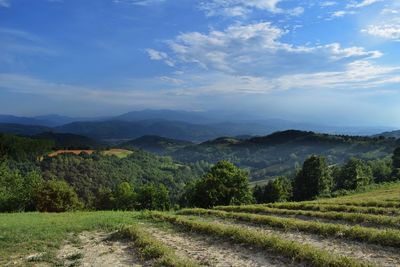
[1,183,400,267]
[47,149,133,158]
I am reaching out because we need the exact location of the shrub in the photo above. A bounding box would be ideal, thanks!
[336,158,372,190]
[293,156,332,201]
[189,161,253,208]
[35,180,82,212]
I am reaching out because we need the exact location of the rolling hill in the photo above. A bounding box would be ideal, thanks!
[130,130,399,180]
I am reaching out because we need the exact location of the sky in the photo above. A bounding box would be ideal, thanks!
[0,0,400,127]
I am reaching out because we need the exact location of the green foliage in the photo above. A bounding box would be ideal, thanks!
[40,150,198,207]
[0,160,43,212]
[94,186,115,210]
[166,130,397,181]
[114,182,136,210]
[293,155,333,201]
[188,161,253,208]
[0,133,53,162]
[336,158,372,190]
[136,184,170,211]
[35,180,83,212]
[254,176,292,203]
[368,158,392,183]
[392,147,400,180]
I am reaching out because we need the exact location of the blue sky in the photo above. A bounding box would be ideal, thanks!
[0,0,400,126]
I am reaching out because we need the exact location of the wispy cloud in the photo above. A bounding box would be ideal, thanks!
[146,48,174,67]
[199,0,303,18]
[0,73,191,108]
[0,28,57,67]
[362,24,400,41]
[347,0,381,9]
[113,0,165,6]
[0,0,10,8]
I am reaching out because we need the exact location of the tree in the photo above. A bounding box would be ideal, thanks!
[0,160,43,212]
[254,176,292,204]
[35,180,82,212]
[293,155,332,201]
[191,160,253,208]
[368,158,392,183]
[136,184,170,210]
[114,182,136,210]
[336,158,372,190]
[392,147,400,180]
[95,186,115,210]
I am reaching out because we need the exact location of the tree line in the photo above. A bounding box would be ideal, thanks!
[1,133,400,212]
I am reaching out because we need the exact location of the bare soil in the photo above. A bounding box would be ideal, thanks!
[57,231,145,267]
[146,225,302,267]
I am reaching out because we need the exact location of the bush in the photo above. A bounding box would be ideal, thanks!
[35,180,83,212]
[336,158,372,190]
[189,160,253,208]
[254,176,292,203]
[136,184,170,211]
[114,182,136,210]
[0,160,43,212]
[293,155,332,201]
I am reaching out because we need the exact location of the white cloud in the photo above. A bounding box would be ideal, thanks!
[0,0,10,8]
[328,10,356,19]
[161,22,381,77]
[159,76,185,85]
[347,0,381,9]
[113,0,165,6]
[362,24,400,41]
[146,48,174,67]
[199,0,303,17]
[320,1,337,7]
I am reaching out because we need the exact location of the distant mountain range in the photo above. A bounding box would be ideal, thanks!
[0,109,398,141]
[373,130,400,139]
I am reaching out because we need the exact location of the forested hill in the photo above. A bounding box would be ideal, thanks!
[123,130,400,181]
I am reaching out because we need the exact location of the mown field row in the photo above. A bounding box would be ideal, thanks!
[151,212,375,267]
[215,205,400,228]
[177,208,400,247]
[265,202,400,216]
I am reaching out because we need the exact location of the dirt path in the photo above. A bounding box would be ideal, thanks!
[146,226,301,267]
[57,231,145,267]
[199,217,400,267]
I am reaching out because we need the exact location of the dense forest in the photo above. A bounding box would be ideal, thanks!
[1,131,399,213]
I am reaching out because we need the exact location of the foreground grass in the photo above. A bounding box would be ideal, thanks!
[178,208,400,247]
[0,211,141,266]
[215,205,400,228]
[151,212,374,267]
[119,224,199,267]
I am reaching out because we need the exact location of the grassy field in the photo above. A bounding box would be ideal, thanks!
[1,183,400,266]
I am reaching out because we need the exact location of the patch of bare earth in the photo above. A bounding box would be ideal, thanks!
[57,231,145,267]
[146,226,302,267]
[202,217,400,267]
